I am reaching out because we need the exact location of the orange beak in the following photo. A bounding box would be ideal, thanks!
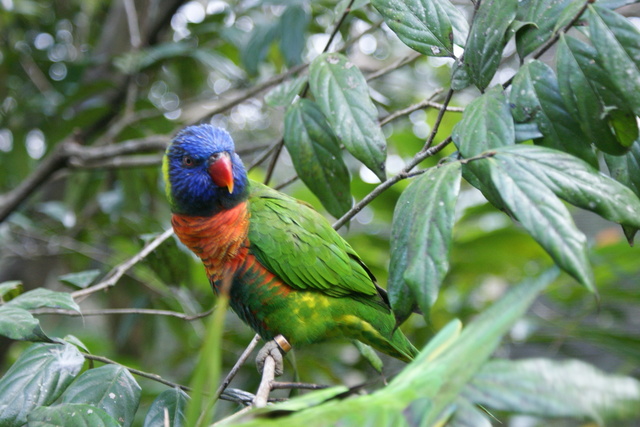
[208,152,234,193]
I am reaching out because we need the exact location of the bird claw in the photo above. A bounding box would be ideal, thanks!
[256,335,290,377]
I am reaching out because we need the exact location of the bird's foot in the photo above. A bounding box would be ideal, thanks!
[256,334,291,377]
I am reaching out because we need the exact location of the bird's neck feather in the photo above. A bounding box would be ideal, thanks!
[171,201,250,279]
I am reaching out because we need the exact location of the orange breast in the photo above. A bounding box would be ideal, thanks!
[171,203,250,282]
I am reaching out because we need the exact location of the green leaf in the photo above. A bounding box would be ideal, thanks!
[514,122,543,142]
[0,280,22,299]
[439,0,469,47]
[463,0,517,90]
[605,141,640,196]
[604,141,640,243]
[495,145,640,229]
[588,5,640,116]
[0,343,84,427]
[264,75,307,107]
[284,99,352,218]
[509,60,597,166]
[371,0,455,57]
[388,162,461,321]
[556,35,629,155]
[309,52,387,181]
[241,23,279,76]
[58,269,101,290]
[27,403,120,427]
[352,341,384,373]
[515,0,577,58]
[0,306,51,342]
[466,358,640,423]
[143,388,189,427]
[450,57,471,90]
[278,5,308,67]
[453,86,514,158]
[484,152,594,290]
[6,288,80,312]
[59,365,141,427]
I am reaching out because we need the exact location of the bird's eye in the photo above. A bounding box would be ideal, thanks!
[182,156,195,167]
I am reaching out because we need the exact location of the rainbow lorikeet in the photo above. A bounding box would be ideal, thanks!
[163,124,417,372]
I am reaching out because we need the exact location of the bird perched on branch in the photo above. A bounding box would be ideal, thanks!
[163,124,417,374]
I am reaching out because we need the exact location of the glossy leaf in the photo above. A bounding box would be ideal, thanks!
[0,306,51,342]
[485,152,594,290]
[495,145,640,229]
[588,5,640,116]
[58,269,101,289]
[0,343,84,427]
[604,141,640,243]
[466,358,640,423]
[284,99,352,218]
[59,365,141,427]
[264,75,307,107]
[27,403,120,427]
[309,52,387,180]
[4,287,80,312]
[515,0,577,58]
[556,35,629,155]
[143,388,189,427]
[509,60,597,166]
[371,0,454,57]
[463,0,517,90]
[388,161,461,321]
[453,86,514,158]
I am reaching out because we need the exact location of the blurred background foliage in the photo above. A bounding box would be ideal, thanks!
[0,0,639,425]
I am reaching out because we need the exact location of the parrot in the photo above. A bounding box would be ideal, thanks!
[163,124,418,373]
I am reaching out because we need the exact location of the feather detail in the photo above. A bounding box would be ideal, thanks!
[171,201,250,283]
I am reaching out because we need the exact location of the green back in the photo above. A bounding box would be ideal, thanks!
[247,181,378,299]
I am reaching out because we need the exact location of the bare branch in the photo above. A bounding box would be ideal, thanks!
[123,0,142,49]
[71,227,174,300]
[253,355,276,407]
[83,352,191,391]
[215,334,262,400]
[366,51,422,82]
[271,381,330,390]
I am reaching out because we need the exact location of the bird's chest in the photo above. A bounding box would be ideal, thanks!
[171,203,250,282]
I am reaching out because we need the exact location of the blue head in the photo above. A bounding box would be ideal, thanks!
[163,125,249,216]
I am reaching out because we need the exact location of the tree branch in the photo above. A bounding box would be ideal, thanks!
[71,227,174,300]
[215,334,262,400]
[253,354,276,407]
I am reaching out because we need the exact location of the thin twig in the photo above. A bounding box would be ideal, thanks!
[71,227,174,299]
[253,355,276,407]
[123,0,142,49]
[263,139,285,185]
[81,352,258,405]
[333,137,452,230]
[31,307,213,321]
[423,88,455,151]
[83,352,191,391]
[271,381,330,390]
[214,334,262,400]
[366,51,422,82]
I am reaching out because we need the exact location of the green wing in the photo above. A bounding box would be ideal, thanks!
[247,180,378,298]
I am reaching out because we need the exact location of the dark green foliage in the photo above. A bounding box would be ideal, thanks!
[1,0,640,426]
